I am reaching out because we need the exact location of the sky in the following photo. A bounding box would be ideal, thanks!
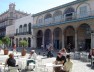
[0,0,75,14]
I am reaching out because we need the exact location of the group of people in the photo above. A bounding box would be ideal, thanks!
[5,49,37,71]
[54,48,73,72]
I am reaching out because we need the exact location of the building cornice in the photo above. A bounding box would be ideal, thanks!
[32,0,87,17]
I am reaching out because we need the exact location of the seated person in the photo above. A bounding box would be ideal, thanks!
[53,52,66,72]
[47,46,54,58]
[63,55,73,72]
[26,50,37,70]
[5,53,18,72]
[5,53,16,67]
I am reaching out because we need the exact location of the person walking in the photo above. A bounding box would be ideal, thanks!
[13,44,17,54]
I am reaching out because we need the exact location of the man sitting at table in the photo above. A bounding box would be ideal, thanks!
[54,52,66,72]
[26,50,37,70]
[62,55,73,72]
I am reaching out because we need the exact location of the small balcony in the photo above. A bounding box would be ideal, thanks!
[15,32,32,36]
[33,11,94,28]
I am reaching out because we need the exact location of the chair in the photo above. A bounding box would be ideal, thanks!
[8,66,19,72]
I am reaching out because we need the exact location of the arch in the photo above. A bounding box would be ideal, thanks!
[19,25,22,33]
[53,27,62,49]
[36,16,43,24]
[28,23,32,34]
[76,3,91,18]
[28,37,31,47]
[19,38,22,47]
[53,10,62,17]
[53,10,62,22]
[64,26,75,52]
[77,23,91,51]
[64,7,75,20]
[16,38,18,47]
[44,13,52,19]
[23,24,27,33]
[23,37,27,41]
[44,13,53,24]
[36,30,43,48]
[44,29,52,49]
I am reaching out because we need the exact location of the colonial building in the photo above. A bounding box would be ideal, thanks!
[6,15,33,47]
[32,0,94,51]
[0,3,29,38]
[14,15,33,48]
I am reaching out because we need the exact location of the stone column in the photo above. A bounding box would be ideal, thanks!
[51,29,54,48]
[62,33,64,48]
[91,33,94,48]
[75,31,77,51]
[42,32,44,48]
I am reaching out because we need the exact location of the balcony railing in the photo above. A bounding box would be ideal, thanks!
[15,32,32,36]
[33,11,94,28]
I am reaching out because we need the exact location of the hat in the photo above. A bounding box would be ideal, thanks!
[31,50,35,52]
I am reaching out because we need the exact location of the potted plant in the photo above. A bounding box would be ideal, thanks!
[19,40,28,56]
[2,36,10,55]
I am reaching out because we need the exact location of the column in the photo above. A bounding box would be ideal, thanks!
[51,29,54,48]
[42,33,44,48]
[62,33,64,48]
[75,31,77,51]
[91,32,94,48]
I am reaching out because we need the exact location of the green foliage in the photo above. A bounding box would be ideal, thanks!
[19,40,28,47]
[0,40,2,45]
[2,36,10,47]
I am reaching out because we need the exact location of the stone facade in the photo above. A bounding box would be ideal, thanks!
[32,0,94,51]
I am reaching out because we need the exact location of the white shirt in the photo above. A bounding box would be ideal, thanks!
[28,53,37,60]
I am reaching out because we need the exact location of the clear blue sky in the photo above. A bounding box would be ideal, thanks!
[0,0,75,14]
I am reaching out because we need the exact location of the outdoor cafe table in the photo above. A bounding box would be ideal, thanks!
[16,57,35,70]
[40,63,63,72]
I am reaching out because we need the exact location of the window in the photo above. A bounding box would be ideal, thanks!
[16,29,18,34]
[80,6,87,17]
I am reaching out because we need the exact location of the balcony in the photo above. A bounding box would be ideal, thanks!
[0,25,6,29]
[32,11,94,28]
[15,32,32,36]
[0,32,6,37]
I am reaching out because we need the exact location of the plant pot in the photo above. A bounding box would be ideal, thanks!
[4,49,9,55]
[21,49,27,56]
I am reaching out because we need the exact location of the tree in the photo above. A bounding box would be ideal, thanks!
[19,40,28,49]
[19,40,28,56]
[0,40,3,48]
[2,36,10,49]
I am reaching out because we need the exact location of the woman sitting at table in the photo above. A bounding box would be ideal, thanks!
[62,55,73,72]
[5,53,16,67]
[54,52,66,72]
[59,48,67,57]
[26,50,37,70]
[5,53,18,72]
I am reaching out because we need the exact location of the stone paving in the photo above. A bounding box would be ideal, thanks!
[0,49,94,72]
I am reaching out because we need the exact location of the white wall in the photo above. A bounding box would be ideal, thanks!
[14,15,33,33]
[6,24,15,36]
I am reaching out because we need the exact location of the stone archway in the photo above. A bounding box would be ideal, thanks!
[53,27,62,49]
[44,29,52,49]
[64,26,75,52]
[77,24,91,51]
[19,38,22,47]
[36,30,43,48]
